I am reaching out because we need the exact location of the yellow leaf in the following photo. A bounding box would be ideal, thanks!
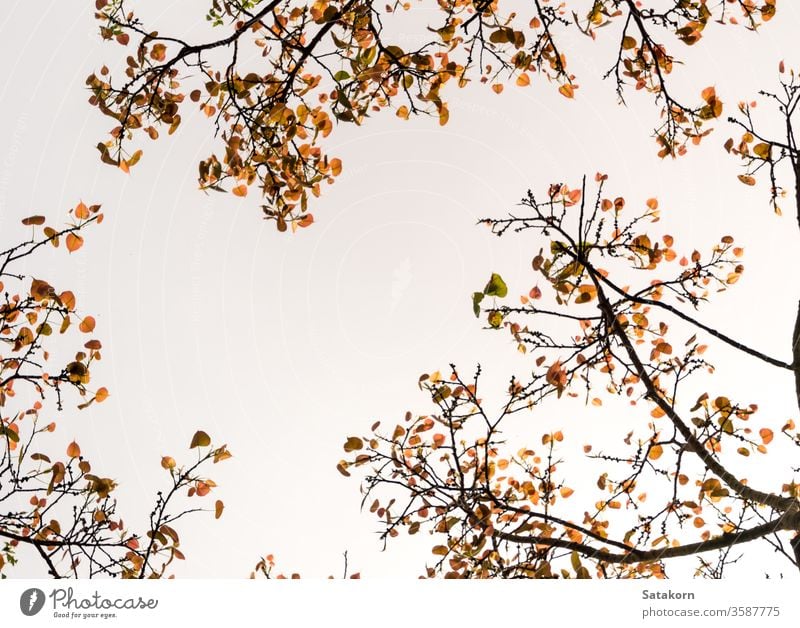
[190,430,211,449]
[343,436,363,452]
[753,143,771,160]
[161,456,176,470]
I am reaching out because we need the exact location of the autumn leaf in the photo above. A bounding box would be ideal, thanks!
[66,233,84,253]
[559,84,575,99]
[190,430,211,449]
[79,316,96,333]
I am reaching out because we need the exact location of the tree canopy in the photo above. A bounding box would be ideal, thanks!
[340,64,800,577]
[2,0,796,581]
[86,0,770,229]
[0,208,230,577]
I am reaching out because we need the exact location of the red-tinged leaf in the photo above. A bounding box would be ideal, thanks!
[66,233,84,253]
[195,481,211,497]
[529,285,542,300]
[30,278,55,302]
[66,441,81,458]
[21,215,46,226]
[297,214,314,228]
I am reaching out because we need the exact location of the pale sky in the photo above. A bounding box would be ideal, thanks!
[1,2,799,578]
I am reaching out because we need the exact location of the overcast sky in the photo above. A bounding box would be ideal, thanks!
[1,2,799,578]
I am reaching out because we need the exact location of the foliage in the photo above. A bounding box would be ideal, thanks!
[341,67,800,577]
[86,0,774,228]
[0,207,230,578]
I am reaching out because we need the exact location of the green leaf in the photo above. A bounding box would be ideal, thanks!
[488,310,504,328]
[0,425,19,443]
[483,273,508,298]
[570,550,582,573]
[472,292,484,317]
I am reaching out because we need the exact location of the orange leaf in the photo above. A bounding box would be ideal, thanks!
[232,185,248,197]
[75,202,90,219]
[66,441,81,458]
[161,456,176,470]
[330,158,343,176]
[195,481,211,497]
[95,387,109,402]
[79,316,96,333]
[759,428,773,444]
[516,73,530,87]
[559,487,574,498]
[66,233,84,253]
[59,291,76,310]
[215,500,224,519]
[558,84,575,99]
